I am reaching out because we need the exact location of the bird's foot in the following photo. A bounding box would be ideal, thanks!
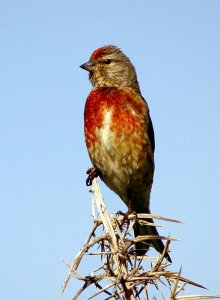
[116,209,133,222]
[86,167,99,186]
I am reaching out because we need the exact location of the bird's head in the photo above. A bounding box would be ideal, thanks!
[80,45,140,92]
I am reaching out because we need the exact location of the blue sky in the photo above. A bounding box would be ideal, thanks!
[0,1,220,299]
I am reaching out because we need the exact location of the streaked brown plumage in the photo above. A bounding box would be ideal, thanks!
[81,45,171,262]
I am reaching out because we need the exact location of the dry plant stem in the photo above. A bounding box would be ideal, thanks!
[92,178,135,299]
[129,213,181,224]
[62,178,220,299]
[174,296,220,300]
[62,235,106,294]
[87,283,116,300]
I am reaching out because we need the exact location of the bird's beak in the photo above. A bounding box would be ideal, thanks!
[80,61,95,72]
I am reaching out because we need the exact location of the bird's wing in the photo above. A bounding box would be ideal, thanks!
[148,114,155,153]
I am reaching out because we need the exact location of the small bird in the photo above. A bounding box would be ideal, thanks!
[80,45,171,262]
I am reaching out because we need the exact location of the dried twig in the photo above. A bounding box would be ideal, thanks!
[62,178,220,299]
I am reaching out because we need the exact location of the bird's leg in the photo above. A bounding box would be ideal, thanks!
[116,208,134,226]
[86,167,100,186]
[116,208,132,217]
[117,196,136,218]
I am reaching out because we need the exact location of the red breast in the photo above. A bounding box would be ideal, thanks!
[84,87,148,149]
[84,87,154,202]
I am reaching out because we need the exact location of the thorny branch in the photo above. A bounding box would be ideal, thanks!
[62,179,220,300]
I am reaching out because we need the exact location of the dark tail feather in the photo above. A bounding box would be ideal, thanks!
[134,213,172,263]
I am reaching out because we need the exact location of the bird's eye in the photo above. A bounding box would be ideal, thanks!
[104,59,111,64]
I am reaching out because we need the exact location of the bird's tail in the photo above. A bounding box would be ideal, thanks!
[133,209,172,263]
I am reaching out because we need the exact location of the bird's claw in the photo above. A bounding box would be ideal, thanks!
[86,167,99,186]
[116,209,133,222]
